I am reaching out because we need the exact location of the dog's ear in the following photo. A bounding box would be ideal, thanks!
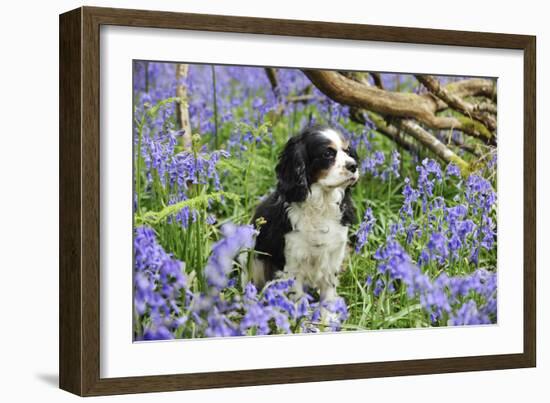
[276,136,309,203]
[340,187,357,226]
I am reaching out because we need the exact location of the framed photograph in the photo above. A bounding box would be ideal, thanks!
[59,6,536,396]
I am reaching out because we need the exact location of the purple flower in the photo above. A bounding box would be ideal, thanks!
[206,214,217,225]
[390,150,401,178]
[448,233,462,257]
[322,297,349,330]
[415,158,443,211]
[426,232,449,264]
[400,177,419,218]
[205,223,257,291]
[365,275,373,287]
[355,207,376,253]
[361,150,386,176]
[205,307,240,337]
[405,223,420,244]
[448,300,490,326]
[373,279,384,296]
[446,163,461,178]
[296,297,310,318]
[168,149,229,191]
[143,325,174,341]
[133,226,188,337]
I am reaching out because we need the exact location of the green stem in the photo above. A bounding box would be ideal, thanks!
[243,140,255,213]
[135,116,145,216]
[387,175,392,207]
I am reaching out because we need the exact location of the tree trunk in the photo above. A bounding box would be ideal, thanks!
[176,64,192,149]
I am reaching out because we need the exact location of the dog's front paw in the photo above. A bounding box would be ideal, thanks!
[320,307,341,329]
[318,297,348,331]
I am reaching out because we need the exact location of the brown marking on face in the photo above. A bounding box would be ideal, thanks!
[311,143,337,183]
[313,167,331,182]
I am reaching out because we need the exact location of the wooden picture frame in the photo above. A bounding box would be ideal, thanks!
[59,6,536,396]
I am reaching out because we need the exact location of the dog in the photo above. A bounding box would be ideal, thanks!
[251,125,359,303]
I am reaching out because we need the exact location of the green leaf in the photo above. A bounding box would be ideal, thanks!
[136,191,240,225]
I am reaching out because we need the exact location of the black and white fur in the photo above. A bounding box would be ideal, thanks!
[251,125,359,303]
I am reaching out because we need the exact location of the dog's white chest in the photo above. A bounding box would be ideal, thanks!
[286,209,347,249]
[283,186,348,292]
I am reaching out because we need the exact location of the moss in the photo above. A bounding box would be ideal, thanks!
[456,115,493,141]
[368,112,389,129]
[448,154,471,177]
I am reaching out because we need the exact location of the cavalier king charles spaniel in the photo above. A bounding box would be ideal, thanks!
[251,125,359,303]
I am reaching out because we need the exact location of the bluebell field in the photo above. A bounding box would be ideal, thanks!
[132,61,497,340]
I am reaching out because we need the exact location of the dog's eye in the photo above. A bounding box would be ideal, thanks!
[323,149,336,159]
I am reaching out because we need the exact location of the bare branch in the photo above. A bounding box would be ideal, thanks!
[444,78,496,101]
[340,71,371,86]
[416,75,496,132]
[354,106,478,165]
[370,72,384,89]
[473,101,497,115]
[339,73,471,170]
[349,107,422,155]
[303,70,495,144]
[438,130,483,158]
[286,94,323,103]
[429,79,497,112]
[398,120,470,172]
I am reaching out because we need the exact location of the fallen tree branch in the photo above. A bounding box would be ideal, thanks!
[444,78,496,101]
[352,107,475,164]
[287,94,322,103]
[349,107,422,155]
[370,72,384,89]
[303,70,495,144]
[473,101,497,115]
[416,75,496,132]
[421,79,497,113]
[327,72,471,171]
[398,120,470,172]
[438,130,483,158]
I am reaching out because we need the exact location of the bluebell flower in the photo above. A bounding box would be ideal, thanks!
[405,223,420,244]
[134,226,188,335]
[143,325,174,341]
[400,177,419,218]
[426,232,449,264]
[205,223,257,291]
[205,307,240,337]
[361,150,386,176]
[457,219,476,240]
[206,214,217,225]
[446,163,461,178]
[448,300,490,326]
[390,150,401,178]
[373,279,384,296]
[448,233,462,257]
[355,207,376,253]
[296,297,310,318]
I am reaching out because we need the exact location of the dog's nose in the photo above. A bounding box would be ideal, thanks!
[345,161,358,173]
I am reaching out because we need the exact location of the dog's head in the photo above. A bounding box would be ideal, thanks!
[276,125,359,203]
